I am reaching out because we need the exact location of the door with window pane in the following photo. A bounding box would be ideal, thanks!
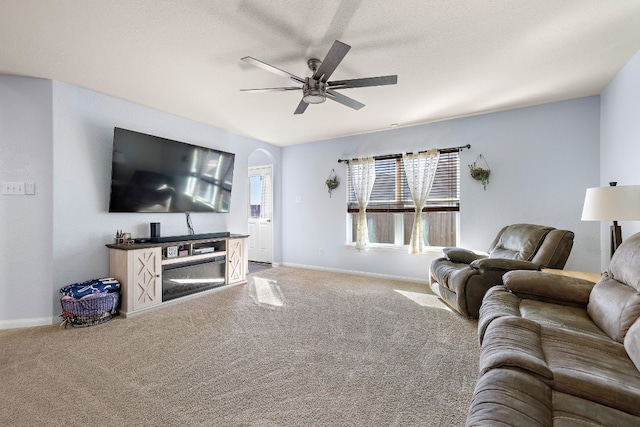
[248,166,273,263]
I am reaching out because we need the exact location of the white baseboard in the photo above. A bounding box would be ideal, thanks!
[0,316,58,330]
[280,262,429,284]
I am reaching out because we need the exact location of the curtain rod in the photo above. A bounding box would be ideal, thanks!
[337,144,471,164]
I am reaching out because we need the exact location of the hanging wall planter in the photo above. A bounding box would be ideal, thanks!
[326,169,339,197]
[468,154,490,190]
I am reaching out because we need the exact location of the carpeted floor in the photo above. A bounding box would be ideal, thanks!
[0,267,479,426]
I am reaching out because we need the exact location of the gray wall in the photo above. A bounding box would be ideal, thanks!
[0,76,54,327]
[280,97,601,280]
[1,77,281,328]
[600,49,640,270]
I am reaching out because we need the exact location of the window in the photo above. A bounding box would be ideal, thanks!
[346,149,460,248]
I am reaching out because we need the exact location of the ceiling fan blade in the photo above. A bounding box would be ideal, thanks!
[328,75,398,89]
[240,86,301,92]
[326,89,365,110]
[241,56,305,84]
[294,99,309,115]
[312,40,351,82]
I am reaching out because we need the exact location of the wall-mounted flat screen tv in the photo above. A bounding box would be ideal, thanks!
[108,127,235,213]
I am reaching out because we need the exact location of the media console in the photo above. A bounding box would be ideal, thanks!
[106,234,248,317]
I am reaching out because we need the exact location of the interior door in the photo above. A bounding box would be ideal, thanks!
[248,165,273,263]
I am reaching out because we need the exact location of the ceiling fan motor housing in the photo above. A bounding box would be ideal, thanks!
[303,77,326,104]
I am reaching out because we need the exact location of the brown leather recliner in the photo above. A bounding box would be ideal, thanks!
[429,223,574,318]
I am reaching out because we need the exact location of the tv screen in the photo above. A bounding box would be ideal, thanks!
[108,128,235,213]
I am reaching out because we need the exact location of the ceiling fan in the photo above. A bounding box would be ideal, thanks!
[240,40,397,115]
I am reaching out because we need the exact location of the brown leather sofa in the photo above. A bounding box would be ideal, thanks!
[467,232,640,426]
[430,224,574,318]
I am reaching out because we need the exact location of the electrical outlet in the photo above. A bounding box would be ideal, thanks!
[3,182,25,195]
[25,182,36,195]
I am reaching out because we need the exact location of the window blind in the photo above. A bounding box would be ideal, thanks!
[346,149,460,213]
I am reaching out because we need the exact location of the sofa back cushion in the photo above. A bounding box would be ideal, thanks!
[608,232,640,293]
[588,275,640,343]
[488,224,553,261]
[529,229,574,269]
[625,318,640,372]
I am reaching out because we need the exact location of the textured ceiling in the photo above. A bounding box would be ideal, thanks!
[2,0,640,146]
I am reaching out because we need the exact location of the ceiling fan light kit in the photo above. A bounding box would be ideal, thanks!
[303,77,326,104]
[241,40,397,114]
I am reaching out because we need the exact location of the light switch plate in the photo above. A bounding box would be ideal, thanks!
[3,182,25,195]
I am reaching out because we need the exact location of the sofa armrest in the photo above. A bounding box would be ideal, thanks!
[470,258,540,272]
[479,316,552,380]
[443,247,487,264]
[503,270,596,306]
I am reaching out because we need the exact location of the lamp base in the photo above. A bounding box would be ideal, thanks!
[611,221,622,257]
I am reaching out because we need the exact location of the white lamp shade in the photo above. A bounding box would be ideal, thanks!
[581,185,640,221]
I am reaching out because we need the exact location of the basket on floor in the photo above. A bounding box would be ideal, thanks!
[61,292,120,328]
[60,277,120,328]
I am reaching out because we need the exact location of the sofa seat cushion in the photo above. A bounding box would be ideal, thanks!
[518,299,610,341]
[478,286,610,345]
[551,391,640,427]
[541,325,640,416]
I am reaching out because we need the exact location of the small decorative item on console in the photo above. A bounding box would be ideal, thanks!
[166,245,179,258]
[115,230,133,245]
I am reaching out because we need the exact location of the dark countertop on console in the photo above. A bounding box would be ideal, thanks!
[106,233,249,250]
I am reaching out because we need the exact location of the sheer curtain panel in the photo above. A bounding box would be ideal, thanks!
[403,149,440,254]
[349,157,376,251]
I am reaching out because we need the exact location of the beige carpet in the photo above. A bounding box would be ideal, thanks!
[0,267,479,426]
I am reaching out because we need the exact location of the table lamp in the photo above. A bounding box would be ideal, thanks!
[581,182,640,256]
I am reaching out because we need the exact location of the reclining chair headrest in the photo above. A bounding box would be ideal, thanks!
[609,232,640,292]
[488,224,555,261]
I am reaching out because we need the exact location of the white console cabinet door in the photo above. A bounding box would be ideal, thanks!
[110,247,162,316]
[227,238,247,284]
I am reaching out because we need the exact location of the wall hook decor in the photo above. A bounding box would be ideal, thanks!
[468,154,490,190]
[326,169,339,197]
